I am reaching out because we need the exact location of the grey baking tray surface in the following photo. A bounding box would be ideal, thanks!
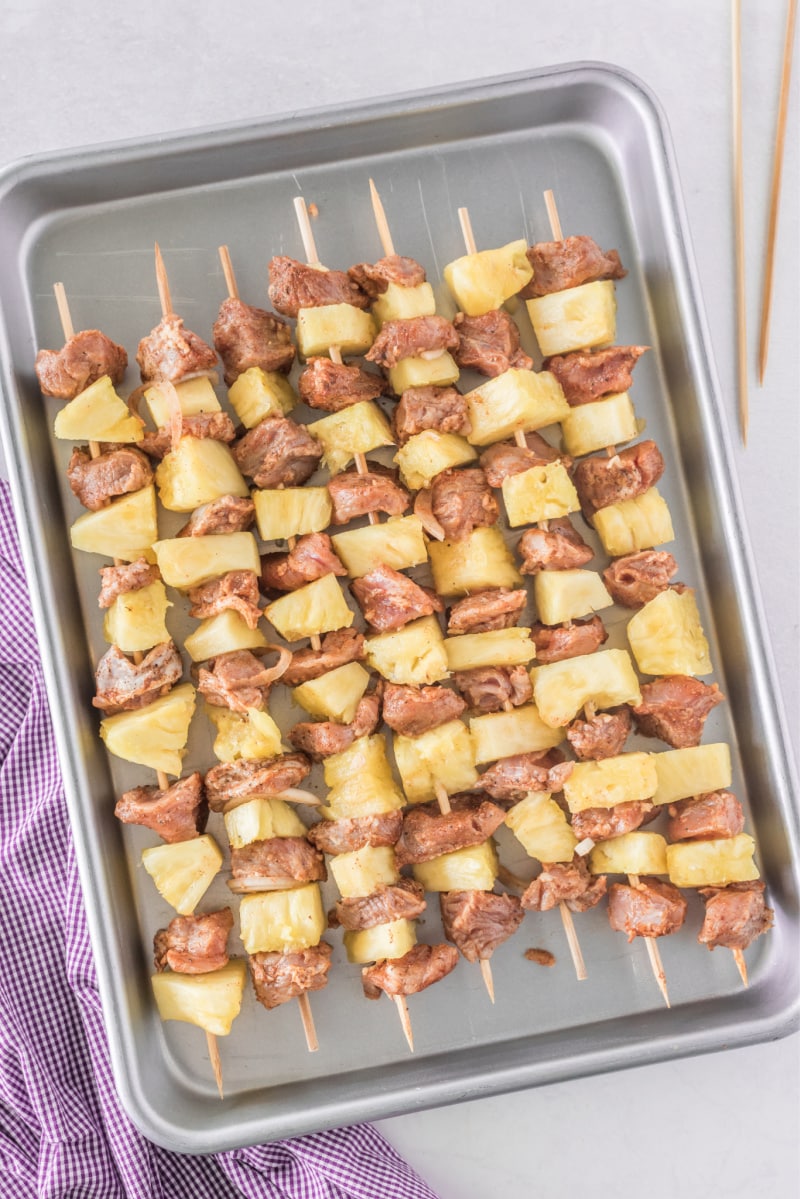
[0,64,797,1154]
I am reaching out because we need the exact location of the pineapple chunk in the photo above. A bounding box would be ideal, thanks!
[588,831,668,876]
[470,705,564,764]
[593,488,675,557]
[151,960,246,1037]
[71,485,157,562]
[563,752,658,813]
[227,367,295,428]
[103,579,171,652]
[265,573,353,643]
[651,743,732,806]
[627,588,712,677]
[184,609,266,662]
[253,487,332,542]
[373,281,436,326]
[332,515,428,579]
[413,841,499,892]
[296,303,377,358]
[444,239,533,315]
[532,648,642,728]
[224,797,306,848]
[208,706,284,763]
[239,884,326,954]
[153,531,260,590]
[505,793,577,863]
[308,400,394,475]
[561,392,640,457]
[155,437,249,512]
[293,661,371,724]
[141,833,222,914]
[445,627,535,672]
[100,682,195,776]
[393,720,478,804]
[526,279,617,356]
[388,352,460,394]
[429,526,522,596]
[394,431,477,491]
[464,369,570,446]
[502,461,579,526]
[145,377,221,427]
[666,834,759,888]
[322,734,406,819]
[365,615,448,686]
[344,918,417,964]
[329,845,399,898]
[533,569,613,626]
[54,375,143,443]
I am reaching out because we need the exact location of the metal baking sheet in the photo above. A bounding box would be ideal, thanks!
[0,64,797,1154]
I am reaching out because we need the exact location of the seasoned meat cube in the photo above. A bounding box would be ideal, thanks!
[67,446,153,511]
[268,256,370,318]
[381,682,466,736]
[525,947,556,966]
[393,385,471,444]
[543,345,649,406]
[288,691,381,758]
[233,415,322,489]
[518,517,593,574]
[447,588,527,635]
[347,255,427,297]
[140,412,237,460]
[35,329,127,399]
[632,676,725,748]
[530,616,608,664]
[351,564,442,633]
[136,314,217,384]
[205,753,311,812]
[366,315,459,369]
[93,641,182,713]
[603,550,679,608]
[329,879,427,931]
[282,628,365,686]
[440,890,524,962]
[571,800,655,843]
[520,234,626,299]
[229,836,326,892]
[154,908,233,974]
[98,558,159,608]
[188,570,262,631]
[197,648,290,713]
[114,772,207,843]
[453,309,533,377]
[298,357,388,411]
[327,465,410,525]
[698,881,773,951]
[607,877,687,941]
[566,707,632,760]
[667,791,745,842]
[480,750,573,801]
[574,440,665,519]
[480,431,569,488]
[261,533,346,593]
[362,943,458,999]
[307,811,403,856]
[394,794,507,867]
[177,495,255,538]
[430,467,498,541]
[453,665,532,713]
[522,856,607,913]
[249,943,332,1010]
[212,296,295,385]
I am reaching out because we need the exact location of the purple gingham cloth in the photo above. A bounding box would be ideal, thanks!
[0,480,438,1199]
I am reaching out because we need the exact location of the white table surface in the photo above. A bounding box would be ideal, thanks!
[1,1,797,1195]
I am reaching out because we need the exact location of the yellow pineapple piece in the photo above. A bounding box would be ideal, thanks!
[100,682,195,776]
[331,515,428,578]
[296,303,377,358]
[373,281,436,327]
[344,918,417,964]
[153,531,260,590]
[563,752,658,813]
[321,734,405,820]
[561,392,640,457]
[651,743,732,806]
[103,579,171,652]
[329,846,400,897]
[502,461,579,526]
[183,610,266,662]
[470,705,564,764]
[365,615,448,686]
[444,627,535,672]
[394,431,477,491]
[533,569,613,626]
[227,367,295,428]
[141,833,222,914]
[532,648,641,728]
[224,797,306,848]
[293,661,371,724]
[666,834,759,888]
[429,525,522,596]
[71,485,157,562]
[54,375,144,443]
[155,437,249,512]
[145,377,221,427]
[526,279,617,356]
[627,589,712,677]
[151,960,247,1037]
[413,841,498,892]
[388,352,460,393]
[588,831,668,876]
[393,719,478,804]
[505,793,577,863]
[208,706,284,763]
[265,573,353,643]
[239,884,325,953]
[444,239,533,315]
[593,488,675,557]
[253,486,332,542]
[308,400,393,475]
[464,369,570,446]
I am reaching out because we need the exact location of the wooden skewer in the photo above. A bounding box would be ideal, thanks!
[732,0,749,443]
[732,947,749,986]
[629,873,670,1008]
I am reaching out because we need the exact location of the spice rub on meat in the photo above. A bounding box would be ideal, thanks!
[249,944,332,1010]
[574,440,665,519]
[288,691,381,758]
[212,297,295,385]
[571,800,655,843]
[154,908,233,974]
[520,234,626,299]
[205,753,312,812]
[603,550,679,608]
[261,533,346,593]
[518,517,593,574]
[298,357,388,411]
[93,641,183,713]
[447,588,526,635]
[530,616,608,664]
[307,811,403,857]
[361,943,458,1000]
[393,385,471,444]
[197,648,290,713]
[366,315,459,370]
[36,329,128,399]
[632,676,725,748]
[282,628,365,686]
[67,446,153,511]
[233,415,322,489]
[607,877,687,941]
[430,467,499,541]
[543,345,649,406]
[177,495,255,538]
[698,882,773,951]
[566,706,633,760]
[228,837,326,893]
[347,255,427,297]
[351,564,442,633]
[480,750,573,802]
[394,793,507,868]
[98,559,159,608]
[327,465,410,525]
[268,256,370,318]
[188,570,262,630]
[453,665,532,713]
[522,856,607,914]
[140,412,237,459]
[453,309,533,377]
[440,891,524,962]
[114,772,207,844]
[667,791,745,842]
[329,879,427,931]
[381,682,466,737]
[136,314,218,384]
[480,431,568,487]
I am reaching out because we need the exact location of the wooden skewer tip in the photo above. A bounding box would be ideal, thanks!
[480,958,496,1004]
[393,994,415,1051]
[297,991,319,1052]
[206,1030,224,1099]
